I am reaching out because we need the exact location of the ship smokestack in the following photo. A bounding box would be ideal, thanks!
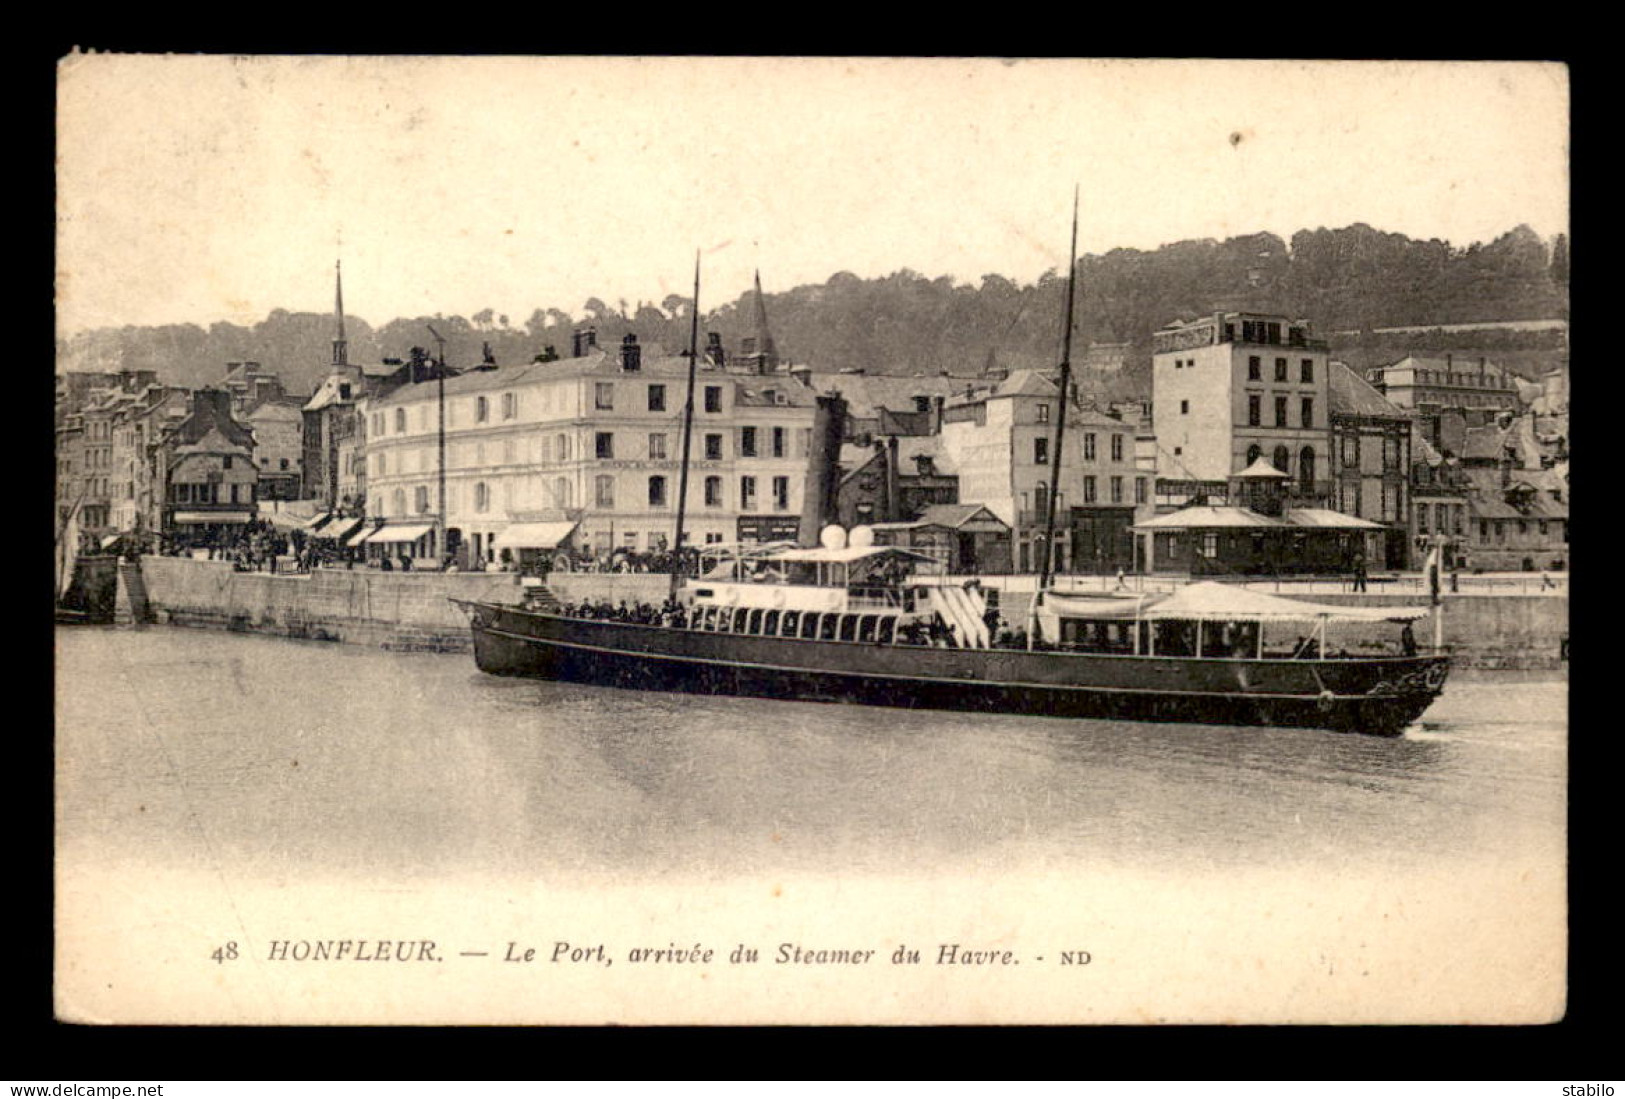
[799,392,848,546]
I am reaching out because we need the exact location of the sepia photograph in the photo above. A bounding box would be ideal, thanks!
[53,55,1568,1025]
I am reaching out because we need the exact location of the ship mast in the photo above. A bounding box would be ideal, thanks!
[1038,186,1081,596]
[670,250,702,599]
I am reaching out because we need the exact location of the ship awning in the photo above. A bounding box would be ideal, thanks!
[1040,592,1166,619]
[494,521,577,551]
[1142,581,1430,622]
[365,523,435,545]
[172,511,253,524]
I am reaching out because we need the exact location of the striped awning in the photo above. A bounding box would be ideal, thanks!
[364,523,435,545]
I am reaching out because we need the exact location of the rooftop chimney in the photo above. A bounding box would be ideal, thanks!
[620,333,641,373]
[705,332,725,368]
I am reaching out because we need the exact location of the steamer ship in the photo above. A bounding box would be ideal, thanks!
[455,201,1451,736]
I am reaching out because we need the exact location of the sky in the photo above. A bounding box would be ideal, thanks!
[56,56,1569,338]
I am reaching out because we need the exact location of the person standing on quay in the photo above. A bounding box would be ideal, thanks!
[1352,549,1368,593]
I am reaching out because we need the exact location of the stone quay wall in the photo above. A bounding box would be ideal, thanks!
[138,556,523,652]
[137,557,1567,669]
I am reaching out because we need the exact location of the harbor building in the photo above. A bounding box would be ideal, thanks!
[363,333,819,568]
[1150,311,1332,507]
[1327,362,1413,567]
[938,369,1139,574]
[156,388,260,545]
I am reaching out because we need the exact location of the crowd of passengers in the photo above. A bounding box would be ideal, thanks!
[547,597,1037,648]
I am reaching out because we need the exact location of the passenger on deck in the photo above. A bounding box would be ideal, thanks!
[1401,623,1418,656]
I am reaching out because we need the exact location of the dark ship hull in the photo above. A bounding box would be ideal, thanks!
[457,600,1450,737]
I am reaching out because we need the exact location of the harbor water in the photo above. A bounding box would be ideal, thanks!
[54,624,1568,1023]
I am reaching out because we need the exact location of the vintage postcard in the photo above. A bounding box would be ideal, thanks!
[54,55,1568,1024]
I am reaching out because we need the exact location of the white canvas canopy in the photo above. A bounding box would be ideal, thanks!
[1141,581,1429,622]
[494,521,577,550]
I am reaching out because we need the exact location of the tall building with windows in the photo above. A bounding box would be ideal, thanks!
[1327,362,1413,566]
[938,370,1138,573]
[1151,311,1331,505]
[364,335,818,566]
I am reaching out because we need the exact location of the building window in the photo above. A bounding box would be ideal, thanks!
[1083,476,1097,503]
[1418,504,1430,533]
[1299,446,1316,490]
[554,477,571,508]
[705,433,723,461]
[773,476,789,511]
[1110,475,1123,504]
[1084,433,1096,461]
[223,456,233,470]
[1037,403,1050,424]
[1110,434,1123,462]
[1246,443,1263,467]
[1301,358,1314,383]
[740,476,757,511]
[1033,482,1048,516]
[395,408,406,433]
[741,426,758,457]
[1274,357,1288,382]
[648,433,667,460]
[1202,533,1219,558]
[648,476,667,508]
[556,434,571,461]
[704,476,722,508]
[595,432,614,460]
[394,488,408,515]
[772,427,786,458]
[1272,445,1290,474]
[647,384,666,412]
[1301,397,1314,428]
[476,396,489,422]
[796,428,811,459]
[594,383,614,411]
[595,475,615,508]
[1135,477,1147,504]
[704,386,722,413]
[280,458,289,470]
[414,485,429,513]
[1248,395,1261,426]
[1034,437,1048,465]
[1180,400,1189,415]
[502,393,517,419]
[1274,395,1287,427]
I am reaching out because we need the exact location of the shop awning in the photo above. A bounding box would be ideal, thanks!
[263,509,317,531]
[493,521,578,551]
[345,524,379,548]
[365,523,435,545]
[172,511,253,524]
[315,517,363,542]
[100,534,123,549]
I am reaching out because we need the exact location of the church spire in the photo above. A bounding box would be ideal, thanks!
[745,269,779,374]
[332,259,349,367]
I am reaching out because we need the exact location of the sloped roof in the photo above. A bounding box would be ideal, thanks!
[1462,425,1512,462]
[1235,457,1291,479]
[1329,361,1411,420]
[802,372,971,418]
[1135,506,1287,530]
[1284,509,1384,529]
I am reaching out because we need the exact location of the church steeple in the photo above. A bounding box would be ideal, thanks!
[332,259,349,367]
[745,269,779,374]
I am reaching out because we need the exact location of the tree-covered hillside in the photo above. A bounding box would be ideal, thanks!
[57,223,1568,398]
